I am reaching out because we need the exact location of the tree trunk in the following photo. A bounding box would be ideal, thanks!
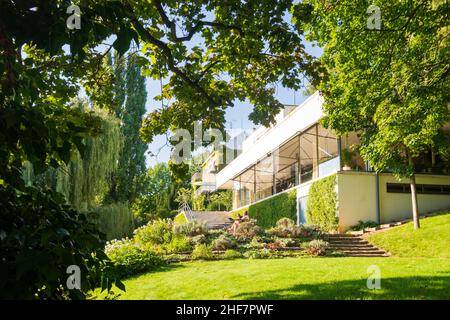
[408,154,420,229]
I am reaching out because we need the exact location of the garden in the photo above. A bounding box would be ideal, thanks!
[104,218,333,280]
[95,212,450,300]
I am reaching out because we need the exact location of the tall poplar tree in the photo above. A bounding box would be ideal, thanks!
[108,52,148,202]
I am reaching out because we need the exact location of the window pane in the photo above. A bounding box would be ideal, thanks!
[300,125,317,183]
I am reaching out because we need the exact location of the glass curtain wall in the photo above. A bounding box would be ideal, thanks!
[232,124,340,209]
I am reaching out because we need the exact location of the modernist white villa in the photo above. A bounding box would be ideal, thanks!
[194,92,450,231]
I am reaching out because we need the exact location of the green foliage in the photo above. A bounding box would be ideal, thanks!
[222,249,243,260]
[303,239,329,256]
[306,175,338,232]
[134,219,173,246]
[91,203,134,241]
[234,221,263,240]
[212,234,237,251]
[173,220,208,237]
[190,234,207,246]
[341,148,356,168]
[173,212,188,225]
[0,186,122,299]
[248,237,267,250]
[267,218,308,238]
[192,193,207,211]
[132,163,178,224]
[244,249,278,259]
[300,0,450,177]
[0,0,319,300]
[207,190,233,211]
[175,187,194,207]
[231,190,297,229]
[108,52,148,203]
[22,101,123,211]
[349,220,379,232]
[105,239,164,278]
[133,0,321,142]
[191,244,214,260]
[160,235,192,254]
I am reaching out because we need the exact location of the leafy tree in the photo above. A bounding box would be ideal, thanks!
[0,186,124,299]
[298,0,450,229]
[132,163,174,224]
[208,190,233,211]
[23,99,123,211]
[0,1,319,298]
[175,187,194,207]
[108,52,148,202]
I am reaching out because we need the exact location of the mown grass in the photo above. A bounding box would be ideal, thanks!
[97,257,450,300]
[95,212,450,300]
[368,212,450,258]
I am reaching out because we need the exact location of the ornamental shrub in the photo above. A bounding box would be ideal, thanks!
[267,218,308,238]
[234,221,263,240]
[0,186,122,300]
[160,235,192,254]
[303,239,329,256]
[222,249,243,260]
[134,219,173,246]
[244,248,278,259]
[173,219,208,237]
[105,239,164,278]
[190,234,207,245]
[349,220,378,231]
[212,234,237,251]
[191,244,214,260]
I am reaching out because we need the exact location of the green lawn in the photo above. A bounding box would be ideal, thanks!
[368,212,450,258]
[98,213,450,300]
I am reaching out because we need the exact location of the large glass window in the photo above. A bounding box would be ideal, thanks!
[231,124,342,209]
[233,166,256,208]
[255,155,274,201]
[274,136,299,193]
[318,126,339,176]
[300,125,317,183]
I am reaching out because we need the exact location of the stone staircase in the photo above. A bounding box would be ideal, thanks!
[323,234,389,257]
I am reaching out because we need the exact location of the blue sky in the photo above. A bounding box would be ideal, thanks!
[144,43,323,167]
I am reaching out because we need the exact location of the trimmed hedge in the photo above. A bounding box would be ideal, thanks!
[306,174,338,231]
[230,190,297,229]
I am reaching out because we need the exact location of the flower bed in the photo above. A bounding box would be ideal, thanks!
[105,218,331,278]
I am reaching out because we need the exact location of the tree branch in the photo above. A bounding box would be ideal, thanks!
[153,0,243,42]
[124,3,233,108]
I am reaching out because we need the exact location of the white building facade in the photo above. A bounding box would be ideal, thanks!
[209,92,450,231]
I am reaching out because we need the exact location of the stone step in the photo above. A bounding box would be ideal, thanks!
[324,234,358,238]
[329,244,375,250]
[323,233,389,257]
[324,235,365,239]
[337,248,386,254]
[344,253,388,257]
[328,240,370,245]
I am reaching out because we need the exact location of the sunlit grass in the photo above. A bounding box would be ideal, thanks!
[94,212,450,300]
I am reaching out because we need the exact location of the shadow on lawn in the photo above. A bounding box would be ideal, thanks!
[232,274,450,300]
[125,263,187,281]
